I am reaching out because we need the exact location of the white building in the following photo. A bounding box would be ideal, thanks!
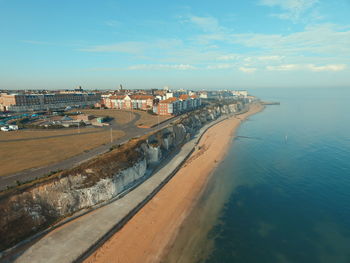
[233,90,248,98]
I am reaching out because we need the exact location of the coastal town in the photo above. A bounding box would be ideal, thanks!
[0,86,252,184]
[2,0,348,262]
[0,86,249,113]
[0,86,250,130]
[0,84,260,262]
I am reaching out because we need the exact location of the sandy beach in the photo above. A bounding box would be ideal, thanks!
[84,103,264,263]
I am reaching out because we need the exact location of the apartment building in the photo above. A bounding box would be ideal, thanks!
[101,94,155,110]
[233,90,248,98]
[154,97,178,116]
[0,93,101,112]
[153,95,201,116]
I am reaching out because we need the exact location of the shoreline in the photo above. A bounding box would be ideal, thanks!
[84,102,265,263]
[10,104,239,263]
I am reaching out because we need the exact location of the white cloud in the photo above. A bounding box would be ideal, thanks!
[266,64,301,71]
[163,48,226,64]
[257,55,284,61]
[79,42,146,54]
[87,67,122,71]
[104,20,120,27]
[307,64,346,72]
[266,63,346,71]
[193,33,228,45]
[244,57,253,62]
[217,54,240,61]
[79,39,183,54]
[239,67,257,73]
[22,40,53,45]
[260,0,319,22]
[127,64,196,70]
[207,64,235,69]
[228,24,350,57]
[216,54,283,64]
[78,15,348,76]
[188,15,221,32]
[260,0,318,9]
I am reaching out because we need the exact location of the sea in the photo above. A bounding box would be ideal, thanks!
[164,87,350,263]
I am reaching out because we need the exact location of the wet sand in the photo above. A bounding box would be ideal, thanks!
[85,103,264,263]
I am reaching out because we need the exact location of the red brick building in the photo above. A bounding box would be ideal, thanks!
[101,94,155,110]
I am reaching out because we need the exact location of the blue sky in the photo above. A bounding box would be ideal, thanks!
[1,0,349,90]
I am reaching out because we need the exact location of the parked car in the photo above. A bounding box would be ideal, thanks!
[1,125,19,131]
[1,126,10,132]
[8,125,19,130]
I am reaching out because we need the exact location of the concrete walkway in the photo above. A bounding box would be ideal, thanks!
[13,115,231,263]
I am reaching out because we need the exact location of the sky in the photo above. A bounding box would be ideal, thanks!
[0,0,350,90]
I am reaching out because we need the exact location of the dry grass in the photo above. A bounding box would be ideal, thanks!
[134,110,172,127]
[0,128,100,141]
[0,129,125,177]
[69,109,170,127]
[71,109,135,124]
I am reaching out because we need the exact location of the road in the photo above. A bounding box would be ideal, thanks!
[0,111,180,191]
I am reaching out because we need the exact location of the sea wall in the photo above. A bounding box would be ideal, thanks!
[0,103,242,252]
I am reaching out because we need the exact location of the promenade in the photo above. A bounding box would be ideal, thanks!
[12,114,232,263]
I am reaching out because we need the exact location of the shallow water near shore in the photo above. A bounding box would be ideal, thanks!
[164,87,350,263]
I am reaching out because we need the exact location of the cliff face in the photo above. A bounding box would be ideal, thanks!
[0,103,240,251]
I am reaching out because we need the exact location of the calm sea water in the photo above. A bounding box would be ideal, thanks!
[164,88,350,263]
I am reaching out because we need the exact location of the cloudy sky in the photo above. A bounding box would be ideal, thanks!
[1,0,349,89]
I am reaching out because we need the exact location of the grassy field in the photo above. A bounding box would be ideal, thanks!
[0,128,101,140]
[0,129,124,177]
[0,109,171,177]
[134,110,172,127]
[71,109,135,124]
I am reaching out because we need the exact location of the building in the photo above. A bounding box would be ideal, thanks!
[0,92,101,112]
[101,94,155,110]
[233,90,248,98]
[198,91,208,99]
[102,95,128,109]
[153,89,167,97]
[179,94,191,111]
[75,114,94,122]
[153,95,201,116]
[59,86,84,94]
[131,95,155,110]
[190,95,201,108]
[153,97,179,116]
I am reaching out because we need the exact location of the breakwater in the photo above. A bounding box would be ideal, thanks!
[261,101,280,105]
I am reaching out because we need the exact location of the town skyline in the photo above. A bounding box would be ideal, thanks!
[1,0,350,90]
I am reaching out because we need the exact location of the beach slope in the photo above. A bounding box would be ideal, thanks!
[85,103,264,263]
